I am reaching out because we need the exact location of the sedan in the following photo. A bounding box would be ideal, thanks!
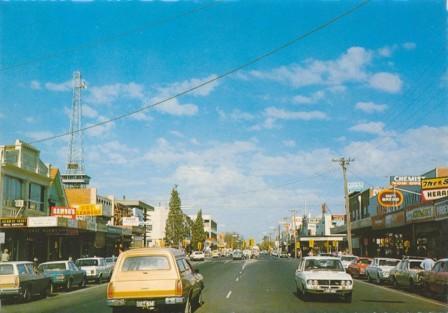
[190,251,205,261]
[389,258,423,290]
[295,257,353,303]
[39,260,87,290]
[421,258,448,302]
[366,258,400,284]
[347,257,372,278]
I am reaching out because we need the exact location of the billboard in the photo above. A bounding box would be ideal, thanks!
[422,188,448,201]
[421,177,448,190]
[390,176,425,186]
[377,189,404,208]
[76,204,103,216]
[50,207,76,219]
[122,217,140,227]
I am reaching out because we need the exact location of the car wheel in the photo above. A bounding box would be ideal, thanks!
[376,274,381,284]
[183,295,192,313]
[66,279,72,291]
[80,276,87,288]
[343,293,353,303]
[21,286,32,302]
[301,284,309,301]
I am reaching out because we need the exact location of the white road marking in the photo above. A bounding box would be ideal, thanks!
[226,290,232,299]
[239,271,242,275]
[235,277,239,282]
[356,279,448,308]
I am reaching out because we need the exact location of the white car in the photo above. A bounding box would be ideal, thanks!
[366,257,400,284]
[75,257,111,283]
[295,256,353,302]
[340,255,358,271]
[190,251,205,261]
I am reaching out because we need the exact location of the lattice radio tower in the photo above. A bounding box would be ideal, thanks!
[61,71,91,189]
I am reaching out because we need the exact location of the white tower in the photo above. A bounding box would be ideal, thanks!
[61,71,90,189]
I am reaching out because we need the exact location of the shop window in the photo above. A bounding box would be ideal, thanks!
[29,183,45,211]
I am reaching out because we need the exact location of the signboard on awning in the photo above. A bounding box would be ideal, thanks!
[390,176,425,186]
[122,217,140,227]
[421,177,448,190]
[76,204,103,216]
[435,200,448,219]
[50,207,76,219]
[422,188,448,201]
[0,218,27,227]
[406,205,434,223]
[28,217,58,228]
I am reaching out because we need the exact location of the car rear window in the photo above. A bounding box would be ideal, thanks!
[0,264,14,275]
[409,261,422,269]
[121,256,170,271]
[39,263,66,271]
[379,260,399,266]
[76,259,99,267]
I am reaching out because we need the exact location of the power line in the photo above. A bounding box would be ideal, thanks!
[0,2,219,72]
[29,0,370,145]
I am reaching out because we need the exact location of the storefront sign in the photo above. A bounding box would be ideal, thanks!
[406,205,434,223]
[348,182,365,193]
[67,219,78,228]
[384,211,405,228]
[0,218,27,227]
[371,215,385,229]
[76,204,103,216]
[28,216,58,227]
[390,176,425,186]
[0,232,5,244]
[422,188,448,201]
[377,189,404,207]
[122,217,140,227]
[421,177,448,190]
[50,207,76,219]
[435,200,448,219]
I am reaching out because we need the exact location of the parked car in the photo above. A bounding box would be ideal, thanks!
[347,257,372,278]
[421,258,448,302]
[389,257,424,290]
[280,251,289,258]
[0,261,51,302]
[190,251,205,261]
[271,250,279,257]
[295,256,353,302]
[232,250,243,260]
[211,250,220,258]
[243,249,252,259]
[366,257,400,284]
[76,257,111,283]
[340,255,358,271]
[106,248,204,313]
[38,260,87,290]
[104,256,117,277]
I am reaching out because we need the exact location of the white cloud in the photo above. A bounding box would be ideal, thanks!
[378,47,394,57]
[265,107,328,121]
[368,72,402,93]
[30,80,42,90]
[170,130,184,138]
[292,91,325,105]
[87,141,138,165]
[85,115,114,137]
[156,75,219,98]
[45,80,72,92]
[402,42,416,50]
[130,111,153,122]
[282,140,296,147]
[153,98,198,116]
[82,105,99,119]
[25,116,36,123]
[217,108,255,121]
[355,101,387,113]
[87,82,144,104]
[24,131,54,141]
[349,121,386,136]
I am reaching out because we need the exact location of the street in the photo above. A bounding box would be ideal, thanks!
[2,256,447,313]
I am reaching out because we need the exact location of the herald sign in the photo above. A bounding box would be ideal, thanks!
[377,189,404,207]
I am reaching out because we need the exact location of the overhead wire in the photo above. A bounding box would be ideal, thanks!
[28,0,371,145]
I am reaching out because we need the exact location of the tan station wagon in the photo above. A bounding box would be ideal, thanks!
[106,248,204,313]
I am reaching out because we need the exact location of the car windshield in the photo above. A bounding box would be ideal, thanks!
[39,263,66,271]
[410,261,422,270]
[76,259,99,267]
[379,260,399,266]
[358,259,371,265]
[122,256,170,271]
[0,264,14,275]
[305,259,344,271]
[341,256,357,262]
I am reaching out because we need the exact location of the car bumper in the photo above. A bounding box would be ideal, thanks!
[306,287,352,295]
[107,297,186,310]
[86,274,100,280]
[0,288,21,298]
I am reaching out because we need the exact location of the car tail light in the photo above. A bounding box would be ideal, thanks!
[175,279,183,296]
[107,283,114,299]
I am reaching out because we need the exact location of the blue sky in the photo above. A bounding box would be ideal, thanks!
[0,0,447,240]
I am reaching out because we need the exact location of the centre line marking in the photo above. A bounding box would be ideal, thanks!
[226,290,232,299]
[235,277,239,282]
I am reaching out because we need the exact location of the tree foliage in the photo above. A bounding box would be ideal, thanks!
[191,210,207,251]
[165,186,187,247]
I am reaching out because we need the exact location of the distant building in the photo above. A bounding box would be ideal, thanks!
[189,213,218,247]
[146,206,169,247]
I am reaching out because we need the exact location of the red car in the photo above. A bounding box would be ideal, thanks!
[347,257,372,278]
[421,258,448,302]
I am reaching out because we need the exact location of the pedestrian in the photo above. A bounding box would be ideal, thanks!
[420,255,435,271]
[1,249,10,262]
[33,257,39,271]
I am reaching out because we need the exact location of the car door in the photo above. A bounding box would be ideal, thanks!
[184,258,201,298]
[428,262,441,294]
[434,261,447,294]
[397,261,406,285]
[68,262,80,285]
[25,263,46,294]
[296,259,304,289]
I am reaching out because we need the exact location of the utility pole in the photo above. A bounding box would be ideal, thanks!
[290,209,298,258]
[332,157,354,255]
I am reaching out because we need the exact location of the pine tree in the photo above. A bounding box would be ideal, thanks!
[191,210,207,251]
[165,186,186,248]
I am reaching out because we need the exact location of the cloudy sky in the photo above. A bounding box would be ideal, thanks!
[0,0,447,240]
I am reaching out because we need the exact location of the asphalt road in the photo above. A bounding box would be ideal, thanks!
[1,256,447,313]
